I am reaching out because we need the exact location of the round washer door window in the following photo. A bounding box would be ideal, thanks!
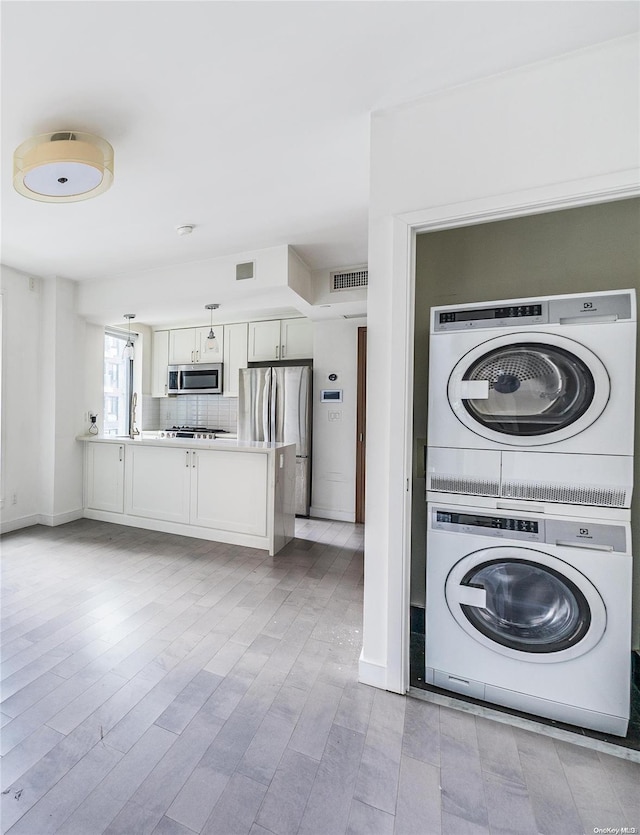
[445,547,606,663]
[447,333,610,446]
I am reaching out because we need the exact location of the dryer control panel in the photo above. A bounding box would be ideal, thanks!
[433,291,634,332]
[432,508,628,552]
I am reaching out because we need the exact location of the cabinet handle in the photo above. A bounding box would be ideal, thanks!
[119,446,123,461]
[192,452,197,468]
[186,451,190,467]
[196,350,199,362]
[275,345,279,359]
[164,384,168,395]
[191,350,194,362]
[281,344,285,358]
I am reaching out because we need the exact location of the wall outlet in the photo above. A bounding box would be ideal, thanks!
[328,411,342,422]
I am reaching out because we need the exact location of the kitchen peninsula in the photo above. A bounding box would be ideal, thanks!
[79,436,296,555]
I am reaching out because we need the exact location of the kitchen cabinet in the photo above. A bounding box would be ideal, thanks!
[125,444,266,535]
[223,322,248,396]
[152,330,169,397]
[86,442,124,513]
[126,444,191,523]
[247,318,313,362]
[168,327,224,364]
[190,448,267,535]
[81,438,296,555]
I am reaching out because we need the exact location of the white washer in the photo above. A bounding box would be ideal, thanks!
[425,502,632,736]
[427,289,636,511]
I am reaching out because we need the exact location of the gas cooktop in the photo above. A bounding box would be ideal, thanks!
[160,426,230,439]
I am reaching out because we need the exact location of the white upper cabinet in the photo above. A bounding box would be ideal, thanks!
[223,322,248,397]
[168,327,224,364]
[247,318,313,362]
[152,330,169,397]
[248,320,282,362]
[169,328,197,364]
[280,318,313,360]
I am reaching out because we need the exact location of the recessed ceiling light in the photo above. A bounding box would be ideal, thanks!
[13,131,114,202]
[176,225,194,236]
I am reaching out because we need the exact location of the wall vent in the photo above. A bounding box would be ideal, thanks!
[330,266,368,292]
[429,474,500,497]
[236,261,255,281]
[501,481,629,508]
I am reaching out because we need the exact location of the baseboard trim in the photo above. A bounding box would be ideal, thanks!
[358,652,388,690]
[310,506,356,523]
[38,509,84,527]
[0,514,40,535]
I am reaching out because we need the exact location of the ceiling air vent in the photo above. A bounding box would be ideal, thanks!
[236,261,255,281]
[330,266,368,292]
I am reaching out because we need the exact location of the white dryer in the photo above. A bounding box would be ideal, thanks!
[425,502,632,736]
[427,289,636,511]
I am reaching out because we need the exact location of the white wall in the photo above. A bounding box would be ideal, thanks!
[0,266,42,530]
[362,35,640,692]
[311,318,366,522]
[0,269,86,532]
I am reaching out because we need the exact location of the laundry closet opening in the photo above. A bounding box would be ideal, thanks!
[409,196,640,692]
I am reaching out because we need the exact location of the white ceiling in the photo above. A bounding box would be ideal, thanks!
[2,1,638,297]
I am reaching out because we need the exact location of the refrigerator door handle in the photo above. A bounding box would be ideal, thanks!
[262,368,272,442]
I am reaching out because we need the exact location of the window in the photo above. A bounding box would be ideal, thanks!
[103,332,132,436]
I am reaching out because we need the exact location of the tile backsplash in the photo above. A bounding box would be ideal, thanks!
[142,395,238,431]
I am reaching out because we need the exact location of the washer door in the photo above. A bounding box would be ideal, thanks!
[448,333,610,446]
[445,547,606,662]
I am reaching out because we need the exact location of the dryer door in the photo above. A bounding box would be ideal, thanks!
[448,333,610,446]
[445,547,606,662]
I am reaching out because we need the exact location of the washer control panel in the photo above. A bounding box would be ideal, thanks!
[432,508,627,552]
[433,510,541,541]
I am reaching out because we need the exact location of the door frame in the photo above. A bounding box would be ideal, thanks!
[356,326,367,523]
[367,174,640,696]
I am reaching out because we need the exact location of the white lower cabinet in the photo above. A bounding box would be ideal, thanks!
[126,444,191,523]
[191,448,267,535]
[83,439,295,555]
[125,444,267,535]
[86,442,125,513]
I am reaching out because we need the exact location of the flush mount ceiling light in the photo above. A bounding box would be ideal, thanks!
[205,304,220,347]
[13,131,114,202]
[176,225,194,236]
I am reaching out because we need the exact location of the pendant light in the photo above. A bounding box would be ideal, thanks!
[205,304,220,350]
[123,314,135,360]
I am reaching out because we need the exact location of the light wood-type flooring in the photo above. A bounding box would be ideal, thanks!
[1,518,638,834]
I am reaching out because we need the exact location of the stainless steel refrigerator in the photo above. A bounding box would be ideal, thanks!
[238,365,312,516]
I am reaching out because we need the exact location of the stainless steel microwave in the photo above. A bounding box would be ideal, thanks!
[168,363,223,395]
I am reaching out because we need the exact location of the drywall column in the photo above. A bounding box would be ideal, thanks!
[361,34,640,692]
[311,317,366,522]
[39,276,85,525]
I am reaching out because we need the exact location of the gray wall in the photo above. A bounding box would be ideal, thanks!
[412,197,640,646]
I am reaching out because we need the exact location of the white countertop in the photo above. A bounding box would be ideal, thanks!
[76,434,293,453]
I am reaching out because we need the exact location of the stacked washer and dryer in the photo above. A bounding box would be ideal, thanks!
[425,289,636,736]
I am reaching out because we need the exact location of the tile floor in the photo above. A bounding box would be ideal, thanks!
[1,518,639,834]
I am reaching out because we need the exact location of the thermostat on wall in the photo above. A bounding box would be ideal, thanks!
[321,389,343,402]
